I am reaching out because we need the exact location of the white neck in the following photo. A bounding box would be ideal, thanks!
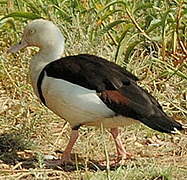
[29,41,64,98]
[38,44,64,63]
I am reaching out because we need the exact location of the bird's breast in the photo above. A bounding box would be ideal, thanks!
[41,76,116,127]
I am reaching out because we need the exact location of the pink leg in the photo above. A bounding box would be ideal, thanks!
[45,130,79,166]
[110,128,131,160]
[61,129,79,163]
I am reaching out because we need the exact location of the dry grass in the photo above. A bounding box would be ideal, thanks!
[0,0,187,179]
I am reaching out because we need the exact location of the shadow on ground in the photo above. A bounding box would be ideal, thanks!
[45,151,126,172]
[0,133,132,172]
[44,159,123,172]
[0,133,123,171]
[0,132,36,168]
[45,160,123,172]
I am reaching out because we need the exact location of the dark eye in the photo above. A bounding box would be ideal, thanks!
[29,29,36,34]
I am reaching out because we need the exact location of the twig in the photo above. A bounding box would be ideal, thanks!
[12,162,23,170]
[125,8,152,41]
[52,121,68,151]
[100,123,111,180]
[0,169,70,180]
[176,0,187,56]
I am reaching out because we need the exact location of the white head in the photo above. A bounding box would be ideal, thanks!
[8,19,65,55]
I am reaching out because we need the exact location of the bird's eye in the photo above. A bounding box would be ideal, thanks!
[29,29,36,34]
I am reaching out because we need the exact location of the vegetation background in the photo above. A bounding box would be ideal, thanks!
[0,0,187,179]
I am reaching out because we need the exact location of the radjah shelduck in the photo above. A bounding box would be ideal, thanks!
[8,19,185,165]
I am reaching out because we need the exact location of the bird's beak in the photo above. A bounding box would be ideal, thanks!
[8,40,28,53]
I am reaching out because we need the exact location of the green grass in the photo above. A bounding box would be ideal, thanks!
[0,0,187,179]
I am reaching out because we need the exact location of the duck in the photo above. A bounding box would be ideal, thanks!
[8,19,184,164]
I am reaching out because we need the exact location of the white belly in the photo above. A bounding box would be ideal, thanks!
[41,76,138,128]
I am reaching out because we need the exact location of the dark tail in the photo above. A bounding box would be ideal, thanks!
[140,108,184,134]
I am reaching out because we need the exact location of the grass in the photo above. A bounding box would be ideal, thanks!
[0,0,187,179]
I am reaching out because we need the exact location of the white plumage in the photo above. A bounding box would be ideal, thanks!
[42,77,116,127]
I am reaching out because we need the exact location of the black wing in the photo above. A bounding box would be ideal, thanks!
[44,54,138,91]
[42,54,183,133]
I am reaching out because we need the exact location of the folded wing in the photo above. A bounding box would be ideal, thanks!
[43,54,183,133]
